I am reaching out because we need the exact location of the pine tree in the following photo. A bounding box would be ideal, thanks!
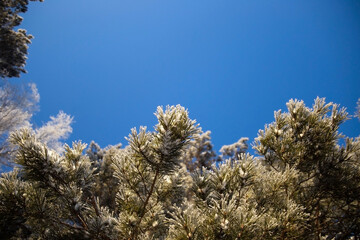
[180,130,217,172]
[0,105,199,239]
[0,81,73,167]
[0,82,38,165]
[4,1,357,238]
[0,0,43,78]
[253,98,360,239]
[0,99,359,239]
[0,0,73,168]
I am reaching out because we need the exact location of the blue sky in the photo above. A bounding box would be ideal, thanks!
[21,0,360,152]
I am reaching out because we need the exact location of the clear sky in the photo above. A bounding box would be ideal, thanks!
[21,0,360,152]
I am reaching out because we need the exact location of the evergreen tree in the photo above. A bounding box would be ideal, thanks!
[0,81,73,167]
[4,2,356,238]
[254,98,360,239]
[0,0,73,168]
[0,98,359,239]
[180,130,217,172]
[0,82,38,165]
[0,105,199,239]
[0,0,43,78]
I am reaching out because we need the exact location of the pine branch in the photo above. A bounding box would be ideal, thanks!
[131,168,159,239]
[91,195,100,217]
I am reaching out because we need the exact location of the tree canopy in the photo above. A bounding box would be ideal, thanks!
[0,0,43,78]
[0,0,73,168]
[1,99,359,239]
[0,1,359,239]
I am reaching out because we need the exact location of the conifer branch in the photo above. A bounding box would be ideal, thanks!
[131,168,159,239]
